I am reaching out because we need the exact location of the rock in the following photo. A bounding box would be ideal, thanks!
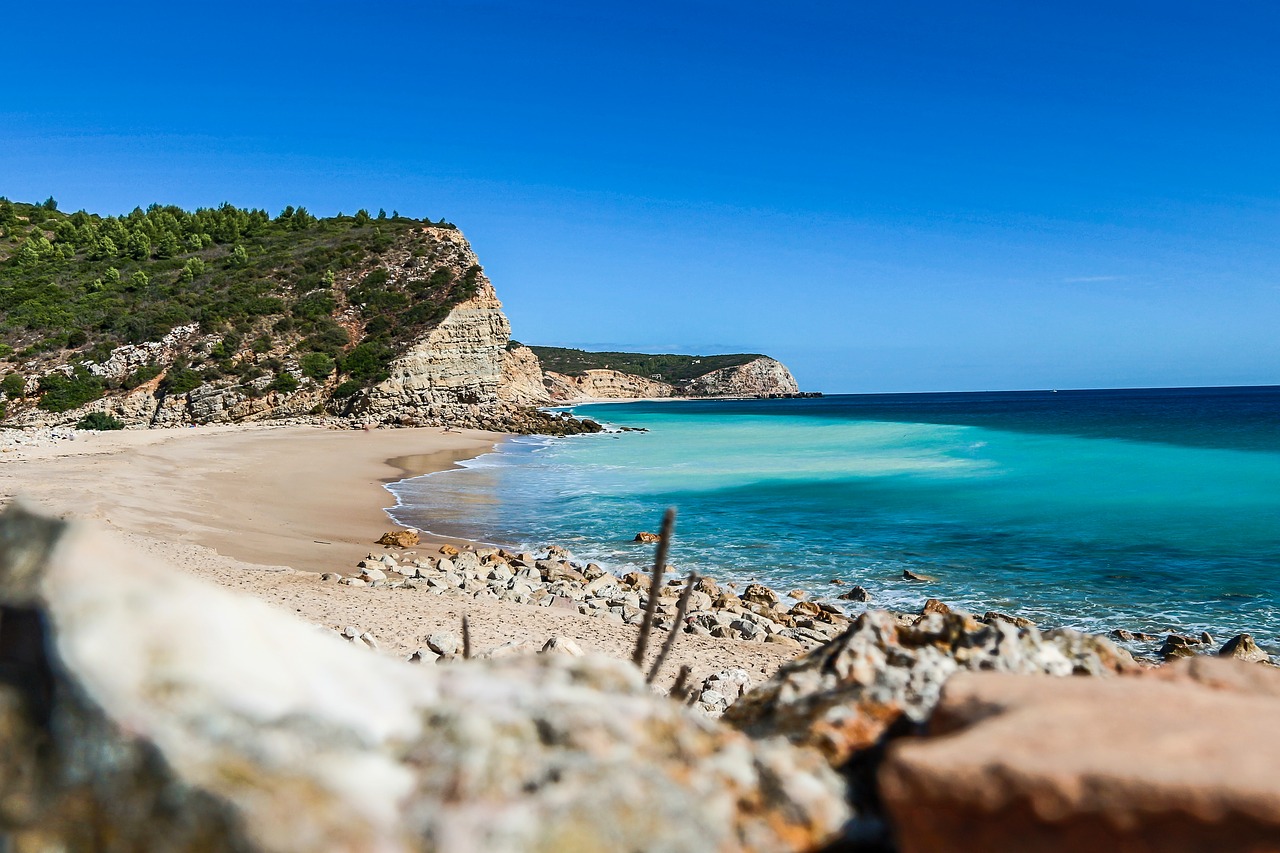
[408,649,440,664]
[439,543,460,556]
[838,585,872,602]
[742,584,780,607]
[920,598,951,617]
[377,529,420,548]
[983,611,1036,629]
[902,569,934,582]
[339,577,367,587]
[426,631,461,657]
[790,600,823,618]
[621,571,650,591]
[1110,628,1135,642]
[633,532,661,544]
[358,567,387,582]
[787,589,809,600]
[766,634,803,648]
[541,636,585,657]
[1159,633,1199,660]
[1199,631,1214,645]
[0,506,850,852]
[724,610,1138,770]
[320,572,340,582]
[879,659,1280,853]
[1219,633,1270,664]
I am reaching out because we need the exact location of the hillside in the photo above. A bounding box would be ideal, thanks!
[526,346,765,386]
[0,196,595,434]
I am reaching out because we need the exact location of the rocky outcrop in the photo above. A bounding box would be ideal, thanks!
[879,658,1280,852]
[684,356,799,397]
[361,273,510,428]
[0,504,850,852]
[497,344,552,407]
[542,368,675,401]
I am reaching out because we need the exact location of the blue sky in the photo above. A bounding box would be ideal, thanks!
[2,1,1277,392]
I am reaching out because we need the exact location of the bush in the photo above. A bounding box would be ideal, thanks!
[37,369,105,412]
[299,352,335,379]
[76,412,125,430]
[160,368,204,395]
[331,379,362,399]
[1,373,24,397]
[269,372,299,393]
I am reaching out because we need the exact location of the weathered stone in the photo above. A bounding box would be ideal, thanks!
[742,584,779,607]
[426,631,461,657]
[633,532,661,543]
[921,598,951,617]
[541,636,585,657]
[879,659,1280,853]
[377,529,420,548]
[838,585,872,602]
[1219,633,1270,664]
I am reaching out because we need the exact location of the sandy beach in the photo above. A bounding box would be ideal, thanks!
[0,423,799,687]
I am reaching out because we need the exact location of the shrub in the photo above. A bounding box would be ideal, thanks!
[331,379,361,399]
[160,368,204,395]
[269,371,299,393]
[37,369,104,412]
[76,412,125,430]
[299,352,335,379]
[1,373,24,397]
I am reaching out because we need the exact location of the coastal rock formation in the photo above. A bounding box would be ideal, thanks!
[542,368,675,401]
[497,344,553,406]
[0,505,850,852]
[685,356,800,397]
[361,261,511,427]
[879,658,1280,852]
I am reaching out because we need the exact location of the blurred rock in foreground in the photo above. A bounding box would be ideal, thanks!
[0,505,849,852]
[879,657,1280,853]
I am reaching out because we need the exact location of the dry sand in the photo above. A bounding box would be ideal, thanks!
[0,423,798,688]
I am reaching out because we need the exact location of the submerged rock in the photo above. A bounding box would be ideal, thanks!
[0,505,849,852]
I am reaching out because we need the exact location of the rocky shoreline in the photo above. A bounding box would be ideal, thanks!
[320,529,1276,713]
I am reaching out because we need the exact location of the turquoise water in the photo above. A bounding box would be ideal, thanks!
[389,388,1280,647]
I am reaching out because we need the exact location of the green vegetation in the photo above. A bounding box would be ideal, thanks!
[76,411,125,430]
[527,346,764,385]
[0,196,473,416]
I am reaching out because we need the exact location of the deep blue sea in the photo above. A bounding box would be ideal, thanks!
[389,387,1280,648]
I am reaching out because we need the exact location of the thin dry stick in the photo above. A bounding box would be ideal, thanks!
[461,614,472,660]
[631,507,676,667]
[646,570,698,684]
[669,664,692,702]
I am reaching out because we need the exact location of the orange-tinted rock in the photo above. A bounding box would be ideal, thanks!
[438,543,460,556]
[921,598,951,616]
[633,532,660,543]
[880,659,1280,853]
[1219,633,1271,664]
[743,584,780,607]
[376,529,419,548]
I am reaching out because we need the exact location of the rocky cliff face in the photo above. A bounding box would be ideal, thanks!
[542,368,675,402]
[359,241,511,428]
[498,345,553,407]
[684,357,799,397]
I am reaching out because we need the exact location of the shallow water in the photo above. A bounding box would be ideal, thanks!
[389,387,1280,648]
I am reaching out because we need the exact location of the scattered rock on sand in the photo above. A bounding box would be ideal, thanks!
[377,529,420,548]
[439,543,460,556]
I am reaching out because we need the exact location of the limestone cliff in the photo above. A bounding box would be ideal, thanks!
[359,233,511,428]
[542,369,675,402]
[684,357,799,397]
[498,345,553,407]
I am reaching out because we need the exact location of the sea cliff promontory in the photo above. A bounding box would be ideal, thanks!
[0,198,803,431]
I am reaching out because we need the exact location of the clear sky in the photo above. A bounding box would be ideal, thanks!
[2,1,1277,392]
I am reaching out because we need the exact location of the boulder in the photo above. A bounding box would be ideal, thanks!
[879,659,1280,853]
[1219,633,1270,664]
[633,532,660,543]
[742,584,780,607]
[921,598,951,616]
[0,505,849,852]
[838,585,872,602]
[377,529,420,548]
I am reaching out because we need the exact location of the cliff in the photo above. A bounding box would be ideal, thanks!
[684,357,799,397]
[542,368,675,401]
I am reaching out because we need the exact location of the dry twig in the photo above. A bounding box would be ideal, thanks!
[631,507,676,667]
[669,664,693,703]
[646,570,698,684]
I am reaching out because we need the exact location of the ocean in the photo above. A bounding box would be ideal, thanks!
[388,386,1280,649]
